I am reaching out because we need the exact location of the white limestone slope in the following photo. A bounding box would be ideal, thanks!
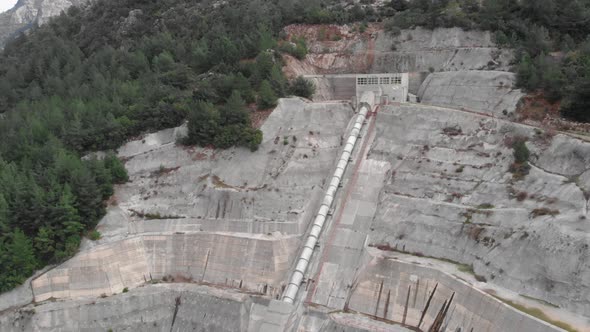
[0,0,90,46]
[418,70,525,117]
[368,104,590,317]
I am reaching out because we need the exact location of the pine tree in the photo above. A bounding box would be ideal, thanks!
[186,101,220,146]
[516,53,538,90]
[252,52,274,86]
[233,73,255,103]
[34,226,56,259]
[257,80,278,109]
[70,168,103,228]
[12,175,46,236]
[57,184,85,236]
[7,229,37,286]
[64,114,84,152]
[104,152,128,184]
[220,91,249,126]
[190,39,210,72]
[269,65,287,97]
[86,158,114,200]
[257,24,277,52]
[0,193,8,234]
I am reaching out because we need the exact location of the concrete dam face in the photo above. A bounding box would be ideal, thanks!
[1,68,588,332]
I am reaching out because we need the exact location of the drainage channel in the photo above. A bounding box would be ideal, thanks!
[282,92,376,304]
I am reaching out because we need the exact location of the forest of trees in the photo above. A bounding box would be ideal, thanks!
[383,0,590,122]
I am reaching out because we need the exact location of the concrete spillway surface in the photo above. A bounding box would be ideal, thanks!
[1,284,252,331]
[2,87,589,331]
[345,251,563,332]
[305,101,588,331]
[282,92,375,303]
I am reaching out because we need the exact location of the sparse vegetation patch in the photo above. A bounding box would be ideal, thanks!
[530,208,560,218]
[129,209,185,220]
[477,203,494,209]
[491,295,578,332]
[442,125,463,136]
[88,230,101,241]
[516,191,528,201]
[278,36,308,60]
[508,137,531,180]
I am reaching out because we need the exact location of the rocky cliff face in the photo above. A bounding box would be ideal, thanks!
[0,0,89,47]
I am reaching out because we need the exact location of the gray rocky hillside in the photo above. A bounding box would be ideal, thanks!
[0,0,89,47]
[1,0,590,329]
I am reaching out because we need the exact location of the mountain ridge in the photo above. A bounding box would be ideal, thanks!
[0,0,90,47]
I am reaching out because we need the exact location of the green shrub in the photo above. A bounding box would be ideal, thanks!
[244,128,263,152]
[88,230,101,241]
[293,37,307,60]
[279,37,307,60]
[509,138,532,179]
[492,295,577,332]
[384,20,402,36]
[104,153,128,184]
[512,139,530,164]
[477,203,494,209]
[530,208,560,218]
[359,22,368,33]
[289,76,316,99]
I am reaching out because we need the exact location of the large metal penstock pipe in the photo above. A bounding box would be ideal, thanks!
[282,93,374,304]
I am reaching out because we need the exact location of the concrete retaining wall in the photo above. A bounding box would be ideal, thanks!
[32,233,299,302]
[0,284,250,332]
[348,256,562,332]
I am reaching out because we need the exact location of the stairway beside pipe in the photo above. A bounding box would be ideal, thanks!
[282,92,375,303]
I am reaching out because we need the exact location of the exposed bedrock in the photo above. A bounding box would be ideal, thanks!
[113,98,353,235]
[368,104,590,316]
[372,27,513,72]
[285,26,513,81]
[417,70,524,117]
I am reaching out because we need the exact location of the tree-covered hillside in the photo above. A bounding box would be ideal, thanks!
[383,0,590,122]
[0,0,370,292]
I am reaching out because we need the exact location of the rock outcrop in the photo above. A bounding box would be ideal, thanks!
[0,0,89,47]
[283,25,513,79]
[368,104,590,316]
[417,70,524,117]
